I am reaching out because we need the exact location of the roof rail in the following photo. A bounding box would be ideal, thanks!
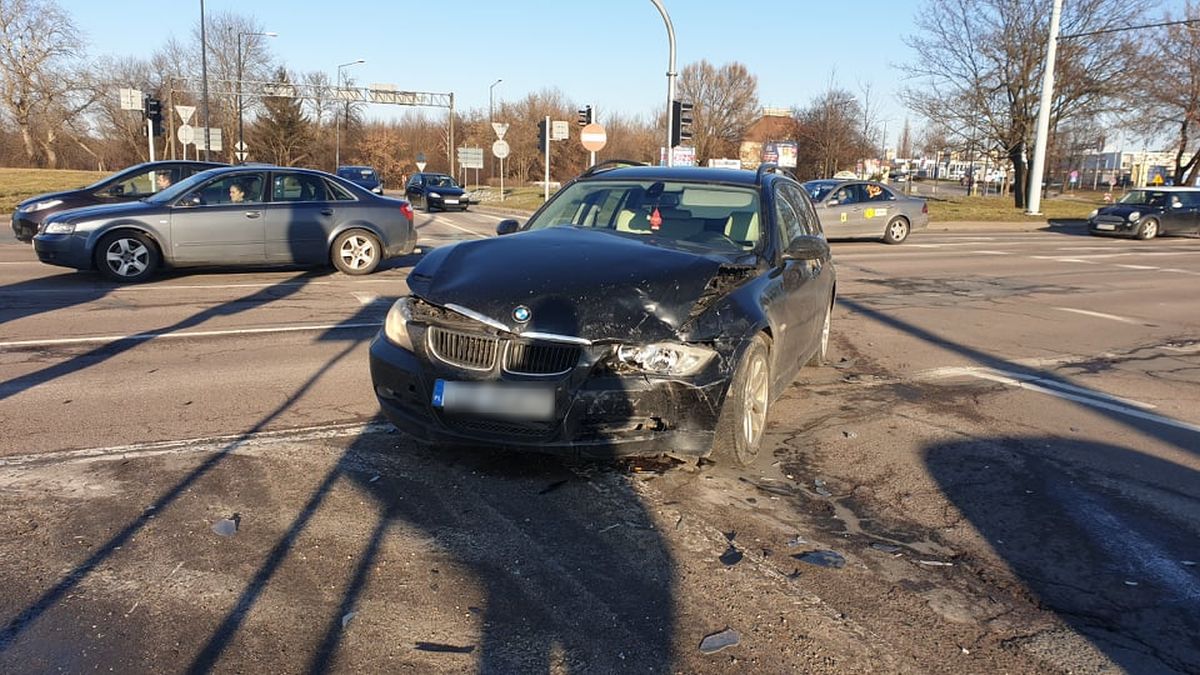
[580,159,647,178]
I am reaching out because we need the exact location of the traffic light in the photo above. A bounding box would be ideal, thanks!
[537,118,548,154]
[577,105,592,126]
[670,99,694,147]
[144,97,164,136]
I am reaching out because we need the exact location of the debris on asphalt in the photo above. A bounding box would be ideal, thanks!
[813,477,833,497]
[786,535,807,547]
[786,568,802,580]
[917,560,954,567]
[211,514,240,537]
[961,646,971,655]
[1182,560,1196,567]
[341,612,356,628]
[368,475,381,483]
[831,357,856,370]
[699,628,740,654]
[793,550,846,569]
[538,479,569,495]
[414,642,476,654]
[841,430,858,439]
[1124,580,1139,587]
[870,542,903,555]
[719,545,744,566]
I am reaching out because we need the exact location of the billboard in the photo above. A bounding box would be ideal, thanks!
[763,141,797,168]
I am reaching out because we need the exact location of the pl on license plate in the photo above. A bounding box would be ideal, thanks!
[1095,223,1116,231]
[432,380,554,420]
[443,198,459,204]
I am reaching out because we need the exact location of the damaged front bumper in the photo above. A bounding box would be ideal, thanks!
[368,334,731,458]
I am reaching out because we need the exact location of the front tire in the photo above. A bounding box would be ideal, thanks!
[883,216,910,244]
[1135,218,1159,240]
[331,230,381,275]
[95,230,159,283]
[714,335,771,466]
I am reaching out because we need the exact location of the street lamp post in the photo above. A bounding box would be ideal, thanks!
[236,30,277,163]
[489,78,501,179]
[649,0,676,166]
[334,59,365,170]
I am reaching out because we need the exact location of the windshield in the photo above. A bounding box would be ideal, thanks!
[143,168,225,204]
[526,179,763,254]
[1117,190,1168,207]
[85,164,150,191]
[427,175,457,188]
[802,181,839,202]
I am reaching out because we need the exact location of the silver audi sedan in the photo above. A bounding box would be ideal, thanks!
[33,166,417,282]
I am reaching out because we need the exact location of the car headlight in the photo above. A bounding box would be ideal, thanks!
[615,342,716,377]
[42,221,76,234]
[1128,211,1141,222]
[429,191,441,199]
[27,199,63,212]
[1087,209,1098,219]
[384,297,415,351]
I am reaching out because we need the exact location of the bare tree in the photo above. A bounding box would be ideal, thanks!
[795,87,871,178]
[902,0,1152,207]
[676,60,760,163]
[1128,2,1200,185]
[0,0,96,167]
[898,118,914,159]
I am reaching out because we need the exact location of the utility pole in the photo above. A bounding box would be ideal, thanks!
[650,0,676,166]
[1026,0,1063,215]
[200,0,210,161]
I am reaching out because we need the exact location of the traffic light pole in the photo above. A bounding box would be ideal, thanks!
[543,115,550,202]
[146,117,156,162]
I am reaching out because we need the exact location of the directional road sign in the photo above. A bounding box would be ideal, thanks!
[551,120,569,141]
[119,88,143,111]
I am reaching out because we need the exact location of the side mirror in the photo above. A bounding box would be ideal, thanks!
[825,199,838,207]
[496,219,520,235]
[782,236,830,261]
[107,185,126,197]
[177,194,202,207]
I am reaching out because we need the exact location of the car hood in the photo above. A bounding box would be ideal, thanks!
[407,227,756,343]
[18,188,84,210]
[1094,204,1155,218]
[46,199,160,223]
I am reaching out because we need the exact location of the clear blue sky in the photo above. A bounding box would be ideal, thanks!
[61,0,1187,147]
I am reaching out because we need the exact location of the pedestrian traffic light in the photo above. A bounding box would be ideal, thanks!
[537,118,548,154]
[578,105,592,126]
[144,97,164,136]
[670,100,694,147]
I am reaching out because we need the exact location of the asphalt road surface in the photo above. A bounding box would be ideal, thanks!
[0,212,1197,673]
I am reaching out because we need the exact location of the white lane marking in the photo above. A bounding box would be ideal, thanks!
[458,210,512,222]
[1161,267,1200,276]
[0,421,394,468]
[924,366,1158,410]
[922,367,1200,435]
[0,321,383,349]
[1030,257,1099,264]
[1052,307,1143,325]
[1117,264,1159,270]
[427,215,487,238]
[970,250,1011,255]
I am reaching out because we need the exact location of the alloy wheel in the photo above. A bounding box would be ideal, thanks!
[741,354,769,450]
[105,238,150,279]
[338,234,377,270]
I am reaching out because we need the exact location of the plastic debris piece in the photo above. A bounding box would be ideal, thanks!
[720,545,744,566]
[1124,580,1139,587]
[211,514,240,537]
[786,568,802,580]
[342,612,356,628]
[793,550,845,569]
[813,478,833,497]
[368,475,381,483]
[842,430,858,439]
[414,642,475,654]
[786,535,807,547]
[1182,560,1196,567]
[961,647,971,655]
[917,560,954,567]
[870,542,902,554]
[699,628,740,654]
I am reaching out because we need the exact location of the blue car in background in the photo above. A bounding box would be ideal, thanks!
[336,165,384,194]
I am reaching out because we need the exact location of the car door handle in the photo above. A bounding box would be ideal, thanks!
[320,208,334,216]
[244,211,261,219]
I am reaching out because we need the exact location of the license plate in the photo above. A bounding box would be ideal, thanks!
[1095,223,1116,231]
[443,198,459,204]
[432,380,554,420]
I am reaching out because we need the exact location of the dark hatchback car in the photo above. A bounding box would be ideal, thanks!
[405,172,469,212]
[11,160,225,242]
[336,165,384,194]
[370,163,836,464]
[1088,187,1200,239]
[33,166,416,282]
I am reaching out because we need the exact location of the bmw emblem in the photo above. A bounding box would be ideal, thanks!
[512,305,532,323]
